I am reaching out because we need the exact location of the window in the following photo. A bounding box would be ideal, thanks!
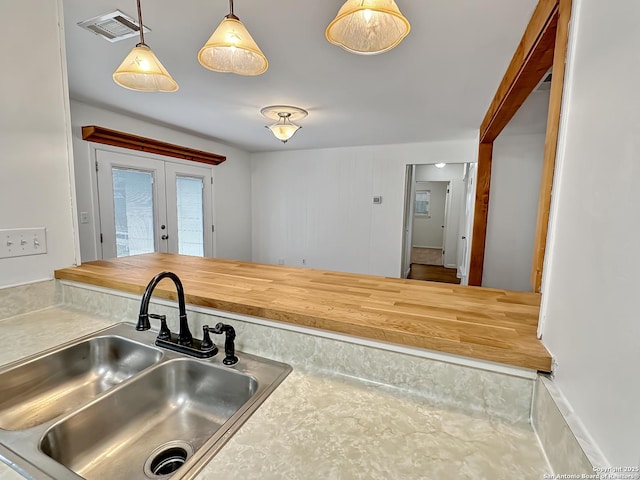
[175,176,205,256]
[415,190,431,216]
[112,168,155,257]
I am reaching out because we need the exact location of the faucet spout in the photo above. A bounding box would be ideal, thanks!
[137,271,193,346]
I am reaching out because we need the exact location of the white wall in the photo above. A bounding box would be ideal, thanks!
[415,163,466,268]
[70,100,252,263]
[251,140,476,277]
[540,0,640,466]
[482,133,545,291]
[412,181,447,249]
[0,0,77,287]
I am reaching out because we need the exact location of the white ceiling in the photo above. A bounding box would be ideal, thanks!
[62,0,540,153]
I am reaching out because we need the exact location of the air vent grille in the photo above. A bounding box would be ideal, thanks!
[78,10,150,43]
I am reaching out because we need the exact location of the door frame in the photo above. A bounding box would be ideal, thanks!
[468,0,572,292]
[400,165,416,278]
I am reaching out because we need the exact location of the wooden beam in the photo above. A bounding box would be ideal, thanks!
[531,0,572,292]
[468,142,493,286]
[82,125,226,166]
[469,0,571,289]
[479,0,559,143]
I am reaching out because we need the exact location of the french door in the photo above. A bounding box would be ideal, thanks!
[96,149,213,259]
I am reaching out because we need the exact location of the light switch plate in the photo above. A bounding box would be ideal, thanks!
[0,228,47,259]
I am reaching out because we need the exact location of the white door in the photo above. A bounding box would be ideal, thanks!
[97,150,166,259]
[165,162,213,257]
[96,149,213,259]
[441,181,452,266]
[458,163,476,285]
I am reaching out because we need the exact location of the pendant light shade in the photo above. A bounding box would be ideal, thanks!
[198,1,268,76]
[326,0,410,55]
[112,0,178,92]
[113,44,179,92]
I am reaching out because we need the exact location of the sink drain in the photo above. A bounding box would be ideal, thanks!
[143,441,194,478]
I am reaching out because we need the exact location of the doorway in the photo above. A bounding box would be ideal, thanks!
[96,148,214,260]
[401,163,471,284]
[411,181,448,266]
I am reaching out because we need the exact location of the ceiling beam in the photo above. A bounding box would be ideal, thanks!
[479,0,558,143]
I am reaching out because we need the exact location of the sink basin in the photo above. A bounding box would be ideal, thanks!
[0,335,162,430]
[41,359,257,480]
[0,323,291,480]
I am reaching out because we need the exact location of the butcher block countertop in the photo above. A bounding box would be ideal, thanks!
[54,253,551,372]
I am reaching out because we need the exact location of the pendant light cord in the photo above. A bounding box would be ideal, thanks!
[226,0,239,20]
[136,0,146,46]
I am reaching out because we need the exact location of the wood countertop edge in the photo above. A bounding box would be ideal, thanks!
[54,265,552,372]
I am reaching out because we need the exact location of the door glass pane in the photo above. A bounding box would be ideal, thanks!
[176,176,204,256]
[112,168,155,257]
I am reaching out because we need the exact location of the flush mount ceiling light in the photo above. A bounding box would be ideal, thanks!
[112,0,178,92]
[435,163,446,168]
[325,0,410,55]
[261,106,308,143]
[198,0,268,76]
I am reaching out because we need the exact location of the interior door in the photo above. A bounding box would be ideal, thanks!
[97,150,167,260]
[441,181,452,266]
[458,163,476,285]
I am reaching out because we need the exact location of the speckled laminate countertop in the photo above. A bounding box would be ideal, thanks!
[0,307,550,480]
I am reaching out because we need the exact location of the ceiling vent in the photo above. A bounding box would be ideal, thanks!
[78,10,150,43]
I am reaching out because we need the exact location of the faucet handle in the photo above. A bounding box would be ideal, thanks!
[201,325,215,351]
[149,314,171,341]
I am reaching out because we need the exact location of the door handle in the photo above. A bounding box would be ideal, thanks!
[161,235,169,240]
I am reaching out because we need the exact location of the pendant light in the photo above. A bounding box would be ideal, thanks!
[326,0,411,55]
[198,0,268,76]
[261,106,308,143]
[112,0,179,92]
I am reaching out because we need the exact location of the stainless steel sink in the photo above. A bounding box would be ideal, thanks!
[0,323,291,480]
[41,359,257,480]
[0,335,162,430]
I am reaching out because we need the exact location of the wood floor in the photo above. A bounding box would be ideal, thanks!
[408,264,461,284]
[54,253,551,371]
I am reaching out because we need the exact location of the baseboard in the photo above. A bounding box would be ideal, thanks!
[412,245,443,249]
[444,263,457,269]
[532,376,605,476]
